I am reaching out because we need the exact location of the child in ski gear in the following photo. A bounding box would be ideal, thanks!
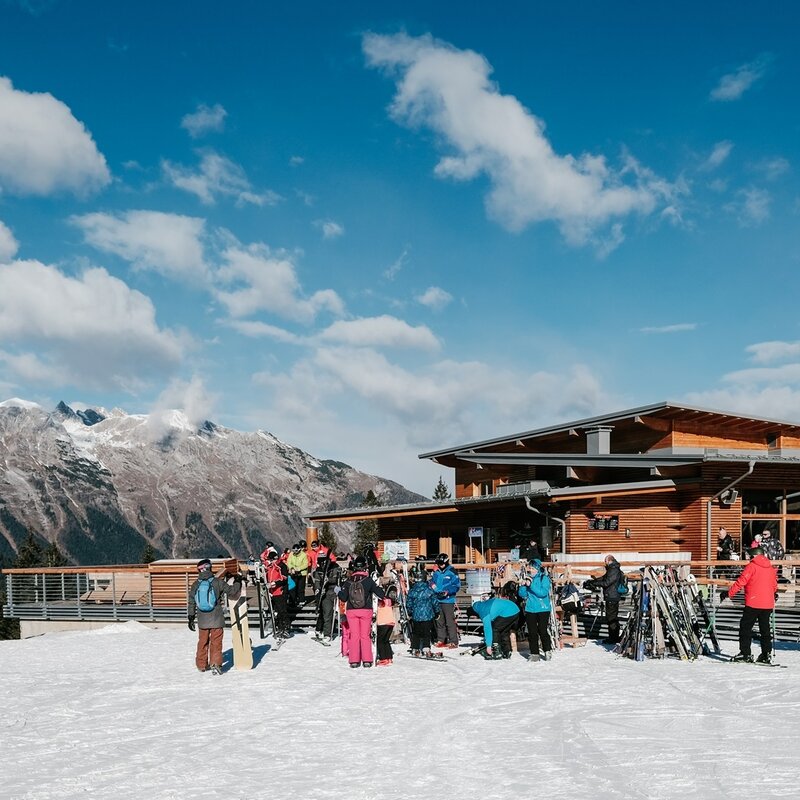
[429,553,461,647]
[585,554,624,644]
[187,558,237,673]
[261,548,291,638]
[518,559,553,661]
[314,561,342,643]
[287,541,309,608]
[405,574,440,656]
[375,597,395,665]
[472,587,520,659]
[334,555,385,667]
[727,545,778,663]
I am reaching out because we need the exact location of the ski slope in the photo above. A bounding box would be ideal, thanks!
[2,622,799,800]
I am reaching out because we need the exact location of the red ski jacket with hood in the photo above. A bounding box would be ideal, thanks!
[728,554,778,609]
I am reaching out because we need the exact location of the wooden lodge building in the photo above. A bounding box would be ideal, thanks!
[307,402,800,565]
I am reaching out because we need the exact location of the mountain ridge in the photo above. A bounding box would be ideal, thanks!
[0,399,424,565]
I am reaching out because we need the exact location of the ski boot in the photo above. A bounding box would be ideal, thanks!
[730,652,754,663]
[542,650,553,661]
[350,662,361,669]
[756,652,773,664]
[362,661,373,668]
[210,664,223,675]
[528,653,540,663]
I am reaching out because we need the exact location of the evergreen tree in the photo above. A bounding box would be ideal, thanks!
[44,542,68,568]
[0,554,20,640]
[318,522,337,553]
[14,532,44,569]
[433,476,452,500]
[352,490,381,554]
[141,543,156,564]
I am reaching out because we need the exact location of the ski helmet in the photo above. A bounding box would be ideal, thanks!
[310,540,319,547]
[265,548,278,561]
[434,553,450,567]
[196,558,212,572]
[292,542,301,551]
[353,555,367,570]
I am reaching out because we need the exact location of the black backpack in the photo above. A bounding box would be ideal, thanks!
[349,576,367,609]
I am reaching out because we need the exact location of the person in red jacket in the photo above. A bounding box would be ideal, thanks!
[261,547,290,639]
[727,546,778,663]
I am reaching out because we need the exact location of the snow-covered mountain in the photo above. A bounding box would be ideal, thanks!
[0,399,424,565]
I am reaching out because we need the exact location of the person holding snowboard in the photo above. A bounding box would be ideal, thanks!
[726,545,778,663]
[188,558,240,674]
[405,572,441,657]
[518,559,553,662]
[334,555,385,668]
[429,553,461,648]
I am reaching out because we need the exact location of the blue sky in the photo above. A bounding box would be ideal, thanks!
[1,1,799,495]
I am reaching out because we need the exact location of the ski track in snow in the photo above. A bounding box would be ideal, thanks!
[2,622,800,799]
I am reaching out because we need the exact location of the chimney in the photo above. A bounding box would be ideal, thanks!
[585,426,613,455]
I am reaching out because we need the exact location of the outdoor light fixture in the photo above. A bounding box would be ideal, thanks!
[624,528,632,539]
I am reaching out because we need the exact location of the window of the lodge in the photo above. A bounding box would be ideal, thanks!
[740,489,800,554]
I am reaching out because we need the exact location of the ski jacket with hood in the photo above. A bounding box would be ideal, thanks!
[405,580,441,621]
[595,559,624,602]
[471,598,519,648]
[265,560,289,597]
[188,571,232,630]
[286,551,309,576]
[518,561,552,613]
[728,554,778,609]
[429,565,461,604]
[337,570,385,611]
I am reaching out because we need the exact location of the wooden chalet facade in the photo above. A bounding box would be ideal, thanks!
[307,403,800,564]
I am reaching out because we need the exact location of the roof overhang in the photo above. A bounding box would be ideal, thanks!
[453,452,702,469]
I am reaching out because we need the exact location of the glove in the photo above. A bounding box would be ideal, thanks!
[333,585,342,595]
[232,573,243,583]
[188,617,196,631]
[775,592,779,601]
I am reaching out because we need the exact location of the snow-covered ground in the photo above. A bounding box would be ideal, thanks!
[3,623,800,800]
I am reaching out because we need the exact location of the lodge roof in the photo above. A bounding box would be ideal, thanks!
[418,401,800,461]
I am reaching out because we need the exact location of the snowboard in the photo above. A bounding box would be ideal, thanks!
[228,578,253,670]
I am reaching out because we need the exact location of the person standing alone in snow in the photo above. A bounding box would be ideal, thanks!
[727,545,778,663]
[188,558,239,674]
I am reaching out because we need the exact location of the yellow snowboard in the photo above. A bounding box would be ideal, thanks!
[228,579,253,670]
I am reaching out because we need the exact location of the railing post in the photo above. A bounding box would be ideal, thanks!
[61,572,66,602]
[148,571,154,621]
[42,571,48,618]
[78,574,84,620]
[112,573,118,621]
[7,573,13,613]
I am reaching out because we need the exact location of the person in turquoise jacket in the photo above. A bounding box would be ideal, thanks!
[518,560,553,662]
[471,587,520,659]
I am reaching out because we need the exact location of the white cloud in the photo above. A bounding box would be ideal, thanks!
[162,150,280,206]
[315,219,345,239]
[0,76,110,196]
[708,178,728,193]
[317,316,440,350]
[0,259,183,390]
[746,341,800,365]
[384,247,409,280]
[289,156,305,166]
[147,375,216,440]
[215,243,345,323]
[640,323,698,334]
[700,141,733,171]
[723,363,800,386]
[180,103,227,138]
[685,387,800,422]
[224,319,303,344]
[0,220,19,262]
[724,187,770,226]
[751,157,790,181]
[363,33,676,250]
[415,286,453,311]
[71,210,209,283]
[710,55,772,102]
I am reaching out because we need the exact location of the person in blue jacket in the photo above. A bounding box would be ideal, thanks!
[429,553,461,648]
[518,559,553,662]
[471,585,520,659]
[405,576,441,657]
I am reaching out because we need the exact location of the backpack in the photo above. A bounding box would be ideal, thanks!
[617,572,629,597]
[559,581,581,609]
[195,577,217,612]
[349,576,367,609]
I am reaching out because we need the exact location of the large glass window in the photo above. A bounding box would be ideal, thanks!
[741,490,782,515]
[740,489,800,554]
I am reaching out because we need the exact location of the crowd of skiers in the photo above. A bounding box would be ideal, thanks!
[188,536,786,672]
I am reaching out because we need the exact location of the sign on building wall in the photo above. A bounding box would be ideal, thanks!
[383,540,410,560]
[587,515,619,531]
